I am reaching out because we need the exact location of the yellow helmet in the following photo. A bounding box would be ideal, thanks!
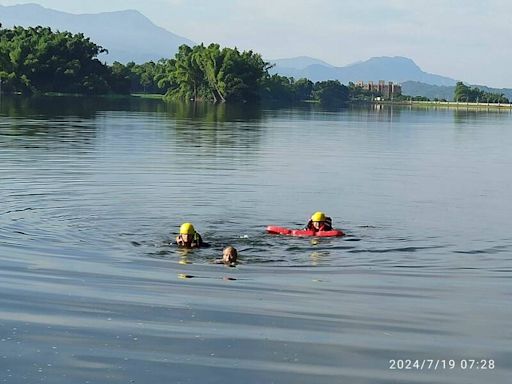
[179,222,196,235]
[311,211,326,222]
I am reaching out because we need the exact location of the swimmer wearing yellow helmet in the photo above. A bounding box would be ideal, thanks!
[304,211,333,231]
[175,222,204,248]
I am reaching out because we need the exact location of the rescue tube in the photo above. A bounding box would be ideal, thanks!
[266,225,291,235]
[266,225,344,237]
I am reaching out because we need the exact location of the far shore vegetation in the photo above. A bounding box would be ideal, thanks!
[0,25,509,106]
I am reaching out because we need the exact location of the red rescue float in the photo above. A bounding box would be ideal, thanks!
[266,225,344,237]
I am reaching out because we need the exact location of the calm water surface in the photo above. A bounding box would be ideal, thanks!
[1,96,511,383]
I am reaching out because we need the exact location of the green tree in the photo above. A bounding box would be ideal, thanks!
[259,74,294,102]
[0,25,126,94]
[313,80,349,105]
[195,43,226,102]
[454,81,508,103]
[171,44,205,100]
[109,61,132,94]
[158,44,270,103]
[292,78,314,101]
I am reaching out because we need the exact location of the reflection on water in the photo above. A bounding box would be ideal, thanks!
[1,95,511,384]
[0,94,265,121]
[453,108,512,124]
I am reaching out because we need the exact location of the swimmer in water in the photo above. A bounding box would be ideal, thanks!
[304,211,333,231]
[175,222,204,248]
[213,246,238,266]
[222,246,238,264]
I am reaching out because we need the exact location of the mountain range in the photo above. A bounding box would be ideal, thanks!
[269,56,458,86]
[269,57,512,100]
[1,3,510,98]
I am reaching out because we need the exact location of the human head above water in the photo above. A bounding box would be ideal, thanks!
[311,211,326,222]
[180,222,196,235]
[222,246,238,264]
[311,211,327,230]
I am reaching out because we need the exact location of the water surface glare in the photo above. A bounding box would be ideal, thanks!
[1,96,511,383]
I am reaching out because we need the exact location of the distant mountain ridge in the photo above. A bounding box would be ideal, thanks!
[0,3,194,63]
[269,56,458,86]
[269,56,512,99]
[401,81,455,100]
[270,56,334,70]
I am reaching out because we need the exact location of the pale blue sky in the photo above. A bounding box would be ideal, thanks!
[1,0,511,88]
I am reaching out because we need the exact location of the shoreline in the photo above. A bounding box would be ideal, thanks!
[374,100,512,110]
[3,93,512,110]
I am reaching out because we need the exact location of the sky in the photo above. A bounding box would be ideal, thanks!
[1,0,511,88]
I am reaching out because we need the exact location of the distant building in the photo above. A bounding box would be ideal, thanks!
[355,80,402,99]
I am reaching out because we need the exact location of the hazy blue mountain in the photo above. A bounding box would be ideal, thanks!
[270,56,458,86]
[270,56,512,99]
[269,56,334,70]
[401,81,512,101]
[401,81,455,100]
[0,3,194,63]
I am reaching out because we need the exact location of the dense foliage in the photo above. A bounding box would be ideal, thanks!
[454,81,508,103]
[110,60,169,95]
[153,43,271,102]
[0,24,353,104]
[0,25,123,94]
[312,80,350,105]
[9,24,507,106]
[259,75,350,104]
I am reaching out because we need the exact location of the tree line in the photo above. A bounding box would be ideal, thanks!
[454,81,508,104]
[0,24,369,104]
[0,25,353,104]
[1,25,508,105]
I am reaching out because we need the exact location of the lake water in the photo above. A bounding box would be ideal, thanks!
[1,96,511,384]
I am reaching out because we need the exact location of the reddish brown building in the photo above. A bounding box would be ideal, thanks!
[355,80,402,99]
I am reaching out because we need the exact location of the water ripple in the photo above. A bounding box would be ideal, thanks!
[1,99,512,384]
